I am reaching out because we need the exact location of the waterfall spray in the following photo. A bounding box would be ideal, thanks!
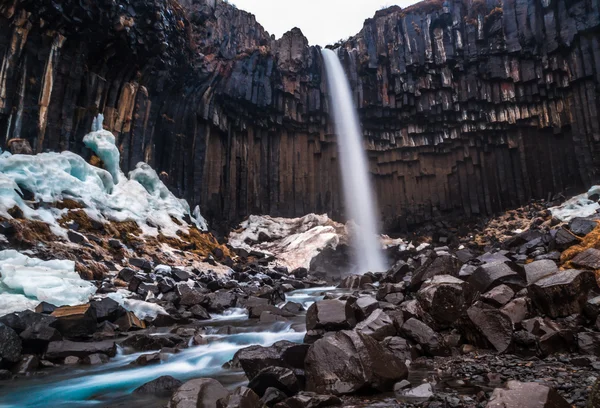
[321,48,387,274]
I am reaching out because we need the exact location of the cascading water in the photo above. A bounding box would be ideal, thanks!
[321,48,387,274]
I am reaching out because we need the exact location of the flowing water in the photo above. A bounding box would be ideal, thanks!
[0,287,340,408]
[321,48,387,274]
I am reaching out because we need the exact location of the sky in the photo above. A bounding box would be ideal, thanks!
[230,0,420,46]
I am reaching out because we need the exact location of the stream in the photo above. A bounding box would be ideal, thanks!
[0,287,338,407]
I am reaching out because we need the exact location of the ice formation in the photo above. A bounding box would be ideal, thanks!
[0,250,97,316]
[106,290,168,320]
[0,115,207,238]
[228,213,342,270]
[550,185,600,222]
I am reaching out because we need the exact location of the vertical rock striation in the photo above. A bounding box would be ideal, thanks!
[0,0,599,230]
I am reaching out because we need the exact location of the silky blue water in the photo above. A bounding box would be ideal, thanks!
[0,288,330,408]
[321,48,387,274]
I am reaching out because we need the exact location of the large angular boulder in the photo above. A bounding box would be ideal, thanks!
[578,332,600,356]
[410,254,462,289]
[459,302,512,353]
[217,386,265,408]
[486,381,570,407]
[529,269,595,318]
[481,284,515,307]
[376,283,405,305]
[571,248,600,270]
[168,378,230,408]
[235,341,309,380]
[306,300,356,331]
[468,261,525,293]
[355,309,396,341]
[352,296,380,321]
[51,304,97,338]
[121,333,186,352]
[400,318,449,356]
[416,275,472,329]
[248,366,301,397]
[305,330,407,395]
[339,274,373,289]
[568,217,597,236]
[0,323,22,365]
[382,260,410,283]
[523,260,558,286]
[134,375,183,397]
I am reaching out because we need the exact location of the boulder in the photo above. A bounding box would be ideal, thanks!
[218,386,265,408]
[486,381,570,407]
[395,383,434,404]
[339,274,373,289]
[177,284,206,306]
[352,296,380,321]
[568,217,597,236]
[51,304,97,338]
[481,284,514,307]
[468,261,525,293]
[355,309,396,341]
[571,248,600,270]
[529,269,595,318]
[501,298,530,325]
[410,254,462,289]
[115,311,146,331]
[381,336,415,361]
[248,366,301,397]
[416,275,472,329]
[400,318,449,356]
[19,320,62,353]
[554,228,579,250]
[578,332,600,356]
[249,305,294,319]
[523,260,558,285]
[45,340,116,360]
[305,330,407,395]
[261,387,288,406]
[204,291,238,313]
[190,304,212,320]
[134,375,183,397]
[169,378,230,408]
[235,341,309,380]
[0,310,57,334]
[376,283,405,305]
[306,300,356,331]
[0,323,22,364]
[382,260,410,283]
[460,301,513,353]
[89,298,125,322]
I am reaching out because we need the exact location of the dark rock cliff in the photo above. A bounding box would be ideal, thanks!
[0,0,599,231]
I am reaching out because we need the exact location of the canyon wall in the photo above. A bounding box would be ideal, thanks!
[0,0,599,231]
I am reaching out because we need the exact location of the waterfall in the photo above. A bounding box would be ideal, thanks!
[321,48,387,274]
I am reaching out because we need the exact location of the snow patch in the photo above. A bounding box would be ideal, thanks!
[550,185,600,222]
[228,213,342,270]
[106,290,168,320]
[0,250,97,316]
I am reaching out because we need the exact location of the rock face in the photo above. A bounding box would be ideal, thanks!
[1,0,599,230]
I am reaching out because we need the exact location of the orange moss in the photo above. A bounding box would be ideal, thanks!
[54,199,85,210]
[89,155,104,168]
[13,219,56,246]
[560,223,600,268]
[58,209,98,231]
[158,228,232,258]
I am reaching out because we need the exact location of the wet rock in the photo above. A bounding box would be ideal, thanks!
[45,340,116,360]
[481,284,514,307]
[468,261,525,293]
[410,254,462,289]
[460,301,513,353]
[355,309,396,341]
[275,392,342,408]
[248,366,301,397]
[305,330,407,395]
[395,383,434,404]
[416,275,472,329]
[121,333,185,352]
[82,353,109,365]
[0,323,22,365]
[578,332,600,356]
[51,304,98,338]
[281,302,304,314]
[190,304,211,320]
[486,380,570,407]
[249,305,294,319]
[235,341,309,380]
[568,217,597,236]
[400,318,449,356]
[571,248,600,270]
[133,352,162,366]
[339,274,373,289]
[218,386,265,408]
[261,386,287,406]
[306,300,356,331]
[134,375,183,397]
[529,269,595,318]
[352,296,380,321]
[169,378,230,408]
[12,354,38,376]
[115,311,146,331]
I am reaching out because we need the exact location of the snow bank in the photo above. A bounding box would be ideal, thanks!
[228,214,343,270]
[106,290,168,320]
[0,250,97,316]
[550,185,600,222]
[0,114,206,237]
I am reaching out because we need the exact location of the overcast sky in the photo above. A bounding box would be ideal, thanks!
[231,0,420,46]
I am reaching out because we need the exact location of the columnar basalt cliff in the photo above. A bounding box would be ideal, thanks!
[1,0,599,230]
